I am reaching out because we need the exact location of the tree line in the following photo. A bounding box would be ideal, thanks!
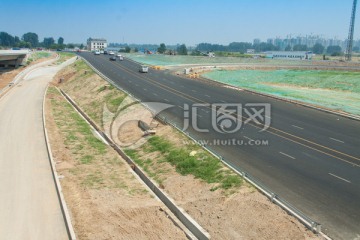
[0,31,83,49]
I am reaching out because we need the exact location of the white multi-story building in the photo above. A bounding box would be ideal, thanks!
[87,38,107,51]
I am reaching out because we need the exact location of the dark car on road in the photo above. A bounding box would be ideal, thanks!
[109,56,116,61]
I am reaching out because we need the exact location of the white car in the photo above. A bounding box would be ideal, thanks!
[94,50,100,55]
[109,51,115,55]
[117,54,124,60]
[139,65,149,73]
[100,50,104,54]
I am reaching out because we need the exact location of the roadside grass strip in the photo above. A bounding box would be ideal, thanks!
[125,136,242,191]
[47,86,147,193]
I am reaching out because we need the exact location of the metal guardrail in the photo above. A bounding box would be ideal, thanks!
[78,56,328,238]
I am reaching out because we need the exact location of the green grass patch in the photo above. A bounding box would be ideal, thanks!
[60,59,126,126]
[56,52,75,64]
[81,155,94,164]
[49,87,107,159]
[203,69,360,115]
[129,136,242,190]
[82,171,104,188]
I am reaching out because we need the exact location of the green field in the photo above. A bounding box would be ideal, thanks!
[123,53,314,67]
[203,69,360,115]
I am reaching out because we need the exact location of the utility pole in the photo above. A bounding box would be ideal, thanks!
[346,0,358,61]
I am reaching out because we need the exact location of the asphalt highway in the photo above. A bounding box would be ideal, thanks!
[78,52,360,240]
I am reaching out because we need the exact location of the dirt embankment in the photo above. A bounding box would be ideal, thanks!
[52,59,320,240]
[46,84,187,237]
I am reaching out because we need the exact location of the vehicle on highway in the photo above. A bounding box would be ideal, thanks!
[139,65,149,73]
[109,51,114,55]
[109,56,116,61]
[100,50,104,54]
[104,50,108,54]
[94,50,100,55]
[117,54,124,60]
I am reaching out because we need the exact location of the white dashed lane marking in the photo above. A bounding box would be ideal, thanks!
[329,173,351,183]
[330,137,345,144]
[279,152,296,159]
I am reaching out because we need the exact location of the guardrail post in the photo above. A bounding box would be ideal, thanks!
[316,224,321,233]
[271,193,276,202]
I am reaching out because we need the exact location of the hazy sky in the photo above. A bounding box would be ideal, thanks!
[1,0,359,45]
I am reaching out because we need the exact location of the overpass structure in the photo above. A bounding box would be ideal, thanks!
[0,50,28,68]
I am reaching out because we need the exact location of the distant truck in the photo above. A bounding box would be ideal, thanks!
[139,65,148,73]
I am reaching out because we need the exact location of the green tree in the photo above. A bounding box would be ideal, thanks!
[134,47,139,52]
[79,43,84,49]
[49,44,59,49]
[312,43,325,54]
[326,45,342,55]
[22,32,39,47]
[125,46,131,53]
[352,46,359,52]
[0,32,15,46]
[17,41,31,48]
[191,50,202,56]
[177,44,188,55]
[157,43,166,54]
[57,37,64,45]
[293,44,307,51]
[67,43,75,49]
[14,36,20,44]
[285,45,291,51]
[43,37,55,48]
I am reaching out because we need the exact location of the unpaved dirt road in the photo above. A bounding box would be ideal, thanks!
[0,58,75,240]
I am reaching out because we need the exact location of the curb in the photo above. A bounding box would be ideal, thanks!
[42,86,77,240]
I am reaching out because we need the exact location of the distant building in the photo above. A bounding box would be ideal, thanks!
[87,38,107,51]
[266,51,313,60]
[246,49,255,54]
[253,38,261,45]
